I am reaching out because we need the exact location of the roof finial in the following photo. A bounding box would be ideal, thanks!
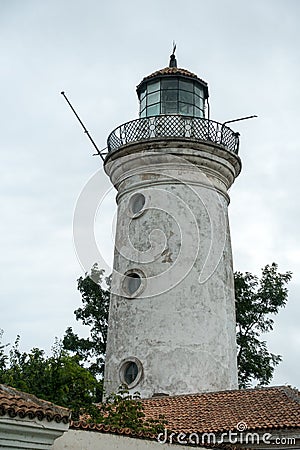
[169,41,177,68]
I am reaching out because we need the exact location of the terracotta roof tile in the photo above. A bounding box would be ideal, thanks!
[141,386,300,433]
[137,67,208,89]
[70,420,155,439]
[0,384,70,424]
[70,386,300,444]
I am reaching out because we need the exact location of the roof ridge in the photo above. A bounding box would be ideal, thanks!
[136,66,208,91]
[141,385,296,402]
[0,384,68,412]
[0,384,70,424]
[70,420,155,439]
[280,385,300,404]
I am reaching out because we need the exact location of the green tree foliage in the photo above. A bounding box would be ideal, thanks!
[0,330,8,372]
[1,262,290,428]
[65,262,292,391]
[0,333,166,430]
[88,386,167,433]
[0,335,102,420]
[63,263,109,378]
[235,263,292,388]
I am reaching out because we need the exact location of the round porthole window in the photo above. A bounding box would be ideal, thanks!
[122,269,145,298]
[124,362,138,385]
[119,358,143,388]
[129,193,146,217]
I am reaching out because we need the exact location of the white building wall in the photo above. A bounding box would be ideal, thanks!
[0,414,67,449]
[104,141,241,398]
[52,429,208,450]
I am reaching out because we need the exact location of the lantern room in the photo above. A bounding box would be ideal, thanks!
[136,51,209,119]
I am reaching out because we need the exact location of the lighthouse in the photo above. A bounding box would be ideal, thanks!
[103,49,241,398]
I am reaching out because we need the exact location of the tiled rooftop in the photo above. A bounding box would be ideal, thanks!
[71,386,300,438]
[137,66,208,87]
[3,383,297,443]
[0,384,70,424]
[141,386,300,433]
[71,420,155,439]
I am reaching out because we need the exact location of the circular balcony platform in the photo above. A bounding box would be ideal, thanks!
[107,115,239,155]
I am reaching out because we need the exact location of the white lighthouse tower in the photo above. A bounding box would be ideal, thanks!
[103,50,241,398]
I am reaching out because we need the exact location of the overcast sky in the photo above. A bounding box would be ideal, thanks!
[0,0,299,388]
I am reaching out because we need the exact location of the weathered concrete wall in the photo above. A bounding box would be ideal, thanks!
[0,414,67,449]
[52,429,207,450]
[104,140,241,398]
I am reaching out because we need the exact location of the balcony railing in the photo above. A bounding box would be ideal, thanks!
[107,115,239,155]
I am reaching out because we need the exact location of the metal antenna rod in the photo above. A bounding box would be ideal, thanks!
[222,115,258,127]
[61,91,105,161]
